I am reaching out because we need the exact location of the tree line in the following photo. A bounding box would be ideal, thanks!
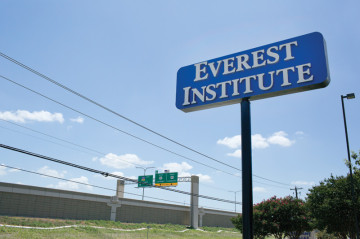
[231,150,360,239]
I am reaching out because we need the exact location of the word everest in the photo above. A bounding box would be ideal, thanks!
[176,32,329,112]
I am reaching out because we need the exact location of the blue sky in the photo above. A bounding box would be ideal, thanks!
[0,1,360,212]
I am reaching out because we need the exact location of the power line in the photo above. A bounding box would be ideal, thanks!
[0,119,142,168]
[200,183,237,193]
[0,119,103,156]
[0,120,291,190]
[253,175,290,187]
[0,124,96,158]
[253,180,290,190]
[0,74,238,178]
[0,51,241,173]
[0,143,240,205]
[1,115,292,193]
[0,122,251,193]
[0,74,291,187]
[0,53,290,187]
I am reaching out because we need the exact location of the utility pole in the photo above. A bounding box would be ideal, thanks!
[136,166,155,200]
[290,186,303,199]
[229,190,241,213]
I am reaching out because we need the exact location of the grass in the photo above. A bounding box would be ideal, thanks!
[0,216,241,238]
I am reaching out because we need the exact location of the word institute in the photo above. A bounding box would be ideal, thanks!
[176,32,330,112]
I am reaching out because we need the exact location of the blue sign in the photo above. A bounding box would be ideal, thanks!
[176,32,330,112]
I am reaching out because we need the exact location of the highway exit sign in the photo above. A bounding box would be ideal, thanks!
[155,172,178,187]
[138,175,153,187]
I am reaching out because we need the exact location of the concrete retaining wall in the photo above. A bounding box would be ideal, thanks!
[0,182,237,227]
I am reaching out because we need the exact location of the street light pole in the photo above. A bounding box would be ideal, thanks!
[136,166,155,200]
[341,93,359,239]
[229,190,241,213]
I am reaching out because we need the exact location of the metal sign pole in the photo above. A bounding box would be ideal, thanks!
[241,98,253,239]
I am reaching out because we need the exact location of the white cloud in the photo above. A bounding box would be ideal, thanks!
[0,166,7,176]
[252,134,269,149]
[70,116,84,124]
[218,134,270,150]
[99,153,153,169]
[0,165,22,175]
[196,174,213,183]
[9,168,20,173]
[295,131,305,136]
[37,166,67,178]
[161,162,213,183]
[0,110,64,124]
[217,135,241,149]
[227,149,242,158]
[51,176,92,190]
[219,131,295,157]
[253,187,267,193]
[291,181,315,186]
[162,162,192,177]
[267,131,295,147]
[112,171,124,177]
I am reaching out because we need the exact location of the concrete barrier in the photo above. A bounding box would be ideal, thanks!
[0,182,237,227]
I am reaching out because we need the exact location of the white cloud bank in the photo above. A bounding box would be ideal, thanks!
[218,131,295,158]
[70,116,84,124]
[49,176,92,191]
[98,153,153,169]
[253,187,267,193]
[0,165,21,176]
[161,162,213,183]
[162,162,192,176]
[0,110,64,123]
[37,166,67,178]
[267,131,294,147]
[0,165,7,176]
[227,149,242,158]
[217,135,242,149]
[37,166,92,190]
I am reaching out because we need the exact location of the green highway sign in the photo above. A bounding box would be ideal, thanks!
[155,172,178,186]
[155,173,166,184]
[138,175,153,187]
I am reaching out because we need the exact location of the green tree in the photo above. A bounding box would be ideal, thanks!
[231,211,269,239]
[307,149,360,238]
[231,196,312,239]
[231,209,270,239]
[306,174,358,238]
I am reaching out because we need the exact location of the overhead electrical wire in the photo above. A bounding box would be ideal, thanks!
[0,73,291,186]
[0,119,143,168]
[0,51,241,173]
[0,143,240,205]
[0,119,291,190]
[0,52,291,187]
[0,74,238,178]
[0,124,95,157]
[0,119,104,156]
